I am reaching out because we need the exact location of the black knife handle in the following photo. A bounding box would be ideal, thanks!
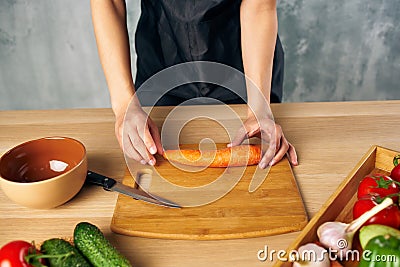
[86,171,116,191]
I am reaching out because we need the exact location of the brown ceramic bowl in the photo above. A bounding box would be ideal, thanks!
[0,137,87,209]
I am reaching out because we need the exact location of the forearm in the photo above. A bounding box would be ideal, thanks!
[240,0,277,116]
[90,0,140,115]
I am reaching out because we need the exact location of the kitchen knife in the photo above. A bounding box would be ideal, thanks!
[86,171,180,208]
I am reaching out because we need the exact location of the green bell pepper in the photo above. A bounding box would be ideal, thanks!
[359,234,400,267]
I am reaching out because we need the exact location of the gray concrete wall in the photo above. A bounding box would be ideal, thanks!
[278,0,400,101]
[0,0,399,110]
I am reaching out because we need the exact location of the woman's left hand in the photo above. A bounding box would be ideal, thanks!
[228,113,298,168]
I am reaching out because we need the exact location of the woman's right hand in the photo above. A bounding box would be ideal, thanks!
[114,104,163,165]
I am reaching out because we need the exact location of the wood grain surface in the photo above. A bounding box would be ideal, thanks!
[111,148,307,240]
[1,101,400,267]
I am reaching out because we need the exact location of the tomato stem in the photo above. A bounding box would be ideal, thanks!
[371,175,400,191]
[391,179,400,187]
[394,155,400,167]
[24,247,74,267]
[373,176,394,189]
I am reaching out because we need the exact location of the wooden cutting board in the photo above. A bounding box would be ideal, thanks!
[110,145,308,240]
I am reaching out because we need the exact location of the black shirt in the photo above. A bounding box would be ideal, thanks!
[134,0,284,105]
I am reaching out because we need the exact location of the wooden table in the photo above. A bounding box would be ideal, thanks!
[1,101,399,267]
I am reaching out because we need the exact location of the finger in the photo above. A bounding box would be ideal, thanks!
[228,126,248,147]
[128,132,153,164]
[274,132,281,152]
[274,125,282,151]
[119,117,138,160]
[122,134,144,163]
[270,136,289,166]
[258,127,278,168]
[139,124,157,155]
[120,116,152,164]
[149,122,163,155]
[258,143,275,169]
[287,143,298,165]
[141,127,157,165]
[135,120,157,165]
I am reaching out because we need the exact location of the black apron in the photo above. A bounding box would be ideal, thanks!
[134,0,284,106]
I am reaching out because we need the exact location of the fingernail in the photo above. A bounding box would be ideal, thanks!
[140,160,146,165]
[269,159,275,166]
[259,162,267,169]
[150,146,157,154]
[149,159,155,166]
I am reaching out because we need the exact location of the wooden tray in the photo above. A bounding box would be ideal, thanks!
[275,145,398,267]
[110,145,308,240]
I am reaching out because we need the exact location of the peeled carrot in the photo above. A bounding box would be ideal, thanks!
[163,145,261,167]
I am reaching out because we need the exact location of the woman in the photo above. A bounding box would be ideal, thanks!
[90,0,297,169]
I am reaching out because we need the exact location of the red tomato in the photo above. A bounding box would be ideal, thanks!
[0,241,36,267]
[357,174,399,202]
[353,197,400,228]
[391,165,400,183]
[391,155,400,182]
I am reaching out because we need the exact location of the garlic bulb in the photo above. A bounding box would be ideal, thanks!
[317,197,393,256]
[317,221,352,254]
[292,243,330,267]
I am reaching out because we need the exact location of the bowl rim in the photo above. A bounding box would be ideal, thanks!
[0,136,87,185]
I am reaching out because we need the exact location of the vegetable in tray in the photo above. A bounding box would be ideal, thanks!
[292,154,400,267]
[0,222,132,267]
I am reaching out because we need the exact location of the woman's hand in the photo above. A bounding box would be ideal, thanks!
[91,0,163,164]
[228,113,298,168]
[114,104,163,165]
[238,0,297,168]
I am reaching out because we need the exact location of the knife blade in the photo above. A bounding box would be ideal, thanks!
[86,171,180,208]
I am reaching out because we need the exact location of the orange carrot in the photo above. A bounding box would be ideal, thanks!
[163,145,261,167]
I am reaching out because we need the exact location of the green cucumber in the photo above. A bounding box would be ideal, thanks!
[359,224,400,249]
[41,238,91,267]
[74,222,132,267]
